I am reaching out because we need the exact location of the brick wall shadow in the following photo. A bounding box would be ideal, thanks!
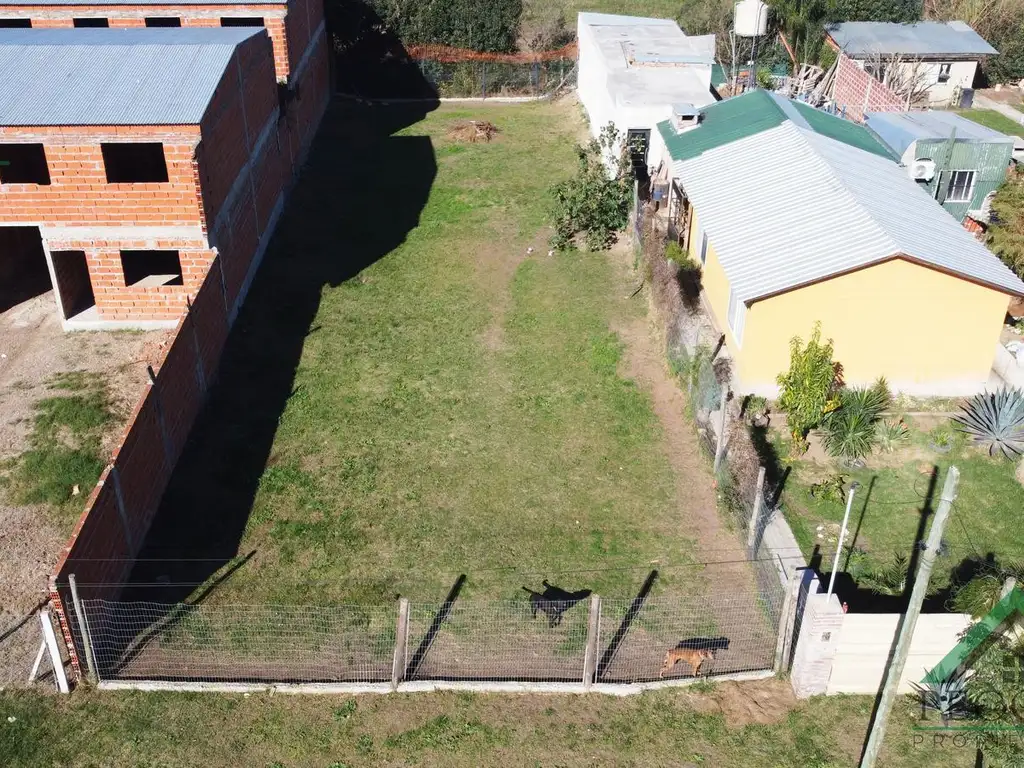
[124,100,438,602]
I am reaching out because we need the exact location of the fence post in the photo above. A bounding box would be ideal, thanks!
[774,568,802,673]
[68,574,98,683]
[38,608,70,693]
[746,466,767,550]
[391,598,410,692]
[712,387,729,474]
[582,594,601,691]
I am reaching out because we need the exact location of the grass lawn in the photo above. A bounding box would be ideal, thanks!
[955,109,1024,138]
[776,416,1024,598]
[139,98,713,608]
[0,684,975,767]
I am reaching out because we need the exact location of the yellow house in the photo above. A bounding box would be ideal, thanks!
[658,90,1024,396]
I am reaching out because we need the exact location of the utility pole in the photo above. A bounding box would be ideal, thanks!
[859,466,960,768]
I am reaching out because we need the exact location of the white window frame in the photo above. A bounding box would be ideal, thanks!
[699,230,708,265]
[727,289,746,346]
[937,62,952,84]
[945,169,976,203]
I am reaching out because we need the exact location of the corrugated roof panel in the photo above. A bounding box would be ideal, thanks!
[827,21,997,57]
[657,90,787,162]
[672,121,1024,301]
[865,110,1014,145]
[0,28,261,125]
[790,100,896,158]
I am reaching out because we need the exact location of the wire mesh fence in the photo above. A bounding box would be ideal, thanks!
[70,581,787,688]
[414,57,576,98]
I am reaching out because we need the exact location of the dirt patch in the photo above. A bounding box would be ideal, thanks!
[447,120,501,143]
[0,290,169,683]
[685,678,797,727]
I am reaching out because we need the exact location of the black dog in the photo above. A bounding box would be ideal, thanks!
[522,580,592,627]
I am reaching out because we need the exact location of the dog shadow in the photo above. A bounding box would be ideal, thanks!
[522,580,592,627]
[671,636,731,653]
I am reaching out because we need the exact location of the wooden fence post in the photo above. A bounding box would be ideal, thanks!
[38,608,69,693]
[391,598,410,692]
[712,387,729,474]
[747,466,767,550]
[582,594,601,691]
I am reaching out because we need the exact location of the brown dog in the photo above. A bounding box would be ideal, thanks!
[660,647,714,678]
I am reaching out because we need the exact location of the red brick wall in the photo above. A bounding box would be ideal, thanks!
[833,51,906,122]
[0,125,203,227]
[2,4,293,80]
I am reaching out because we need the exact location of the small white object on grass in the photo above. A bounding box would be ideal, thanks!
[526,247,534,254]
[7,716,15,723]
[71,484,80,496]
[548,250,555,257]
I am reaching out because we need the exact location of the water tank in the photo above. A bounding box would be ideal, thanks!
[734,0,769,37]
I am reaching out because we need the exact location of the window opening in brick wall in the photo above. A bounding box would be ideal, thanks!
[120,250,183,288]
[145,17,181,26]
[220,16,264,27]
[0,144,50,185]
[73,17,109,27]
[0,18,31,27]
[101,143,169,183]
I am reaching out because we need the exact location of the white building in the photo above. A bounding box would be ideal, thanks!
[826,21,997,107]
[576,12,717,172]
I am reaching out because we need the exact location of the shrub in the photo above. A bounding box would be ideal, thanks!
[365,0,523,53]
[953,387,1024,459]
[822,378,891,461]
[550,123,633,251]
[776,322,842,452]
[809,472,846,504]
[876,418,910,453]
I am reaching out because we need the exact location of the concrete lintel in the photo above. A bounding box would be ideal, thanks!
[41,225,207,245]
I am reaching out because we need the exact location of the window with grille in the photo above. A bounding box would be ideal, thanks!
[946,170,975,203]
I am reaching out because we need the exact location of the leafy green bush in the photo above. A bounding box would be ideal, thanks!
[776,322,842,452]
[809,472,846,504]
[365,0,523,52]
[988,167,1024,280]
[550,123,633,251]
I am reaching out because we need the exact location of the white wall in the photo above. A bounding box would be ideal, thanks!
[826,613,973,695]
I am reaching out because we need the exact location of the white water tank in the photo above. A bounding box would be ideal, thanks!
[734,0,769,37]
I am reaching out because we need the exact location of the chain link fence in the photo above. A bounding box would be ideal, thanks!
[414,58,576,98]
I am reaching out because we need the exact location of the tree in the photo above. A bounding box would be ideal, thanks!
[776,322,842,452]
[769,0,836,65]
[831,0,921,22]
[550,124,634,251]
[365,0,523,52]
[987,166,1024,280]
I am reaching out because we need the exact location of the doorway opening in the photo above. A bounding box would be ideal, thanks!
[0,226,53,314]
[51,250,97,319]
[626,128,651,199]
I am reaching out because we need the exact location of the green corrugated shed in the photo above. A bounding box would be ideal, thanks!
[711,62,726,86]
[657,90,895,163]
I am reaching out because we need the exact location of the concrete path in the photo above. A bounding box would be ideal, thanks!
[975,93,1024,125]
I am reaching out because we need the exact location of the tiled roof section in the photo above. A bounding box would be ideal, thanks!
[0,28,262,126]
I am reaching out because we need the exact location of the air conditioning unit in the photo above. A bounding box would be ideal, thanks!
[909,159,936,181]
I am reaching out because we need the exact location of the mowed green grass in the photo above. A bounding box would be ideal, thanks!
[219,101,697,606]
[0,686,970,768]
[778,418,1024,591]
[956,108,1024,138]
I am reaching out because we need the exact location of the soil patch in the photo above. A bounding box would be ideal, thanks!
[686,678,797,727]
[447,119,501,143]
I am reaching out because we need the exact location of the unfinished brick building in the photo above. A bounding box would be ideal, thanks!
[0,25,326,327]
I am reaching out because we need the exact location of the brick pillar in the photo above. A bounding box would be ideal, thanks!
[790,579,845,698]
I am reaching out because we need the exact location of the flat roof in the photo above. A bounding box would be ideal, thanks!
[827,21,997,57]
[578,12,715,110]
[0,28,263,126]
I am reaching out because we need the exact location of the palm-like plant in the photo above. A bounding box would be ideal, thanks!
[953,387,1024,459]
[822,379,891,461]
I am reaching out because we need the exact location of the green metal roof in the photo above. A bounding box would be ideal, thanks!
[789,100,894,159]
[657,90,786,162]
[657,89,895,163]
[711,62,726,85]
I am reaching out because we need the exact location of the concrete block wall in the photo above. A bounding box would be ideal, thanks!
[833,51,906,122]
[790,575,846,698]
[1,5,292,80]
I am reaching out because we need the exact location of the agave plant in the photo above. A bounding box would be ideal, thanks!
[911,669,970,723]
[876,418,910,453]
[953,388,1024,459]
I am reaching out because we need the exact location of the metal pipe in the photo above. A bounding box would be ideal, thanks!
[826,481,859,597]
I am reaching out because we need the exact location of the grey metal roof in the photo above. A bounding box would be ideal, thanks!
[827,21,997,57]
[865,110,1013,157]
[672,121,1024,302]
[0,28,262,125]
